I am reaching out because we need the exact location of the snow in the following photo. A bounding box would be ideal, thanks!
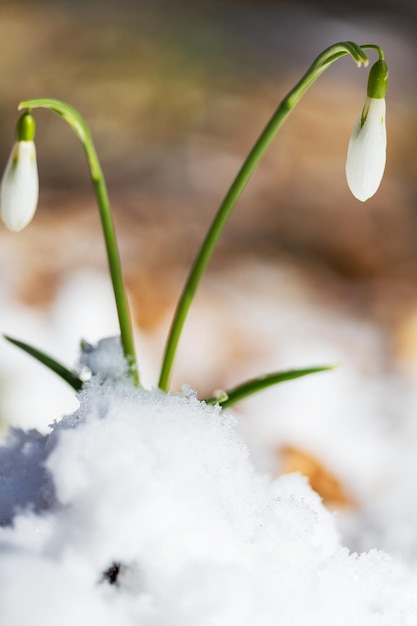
[1,267,417,622]
[0,427,52,525]
[0,335,417,624]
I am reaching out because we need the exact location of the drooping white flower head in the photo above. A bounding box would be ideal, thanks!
[346,59,388,202]
[0,111,39,232]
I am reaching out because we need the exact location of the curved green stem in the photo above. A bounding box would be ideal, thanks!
[361,44,385,61]
[158,41,377,391]
[19,99,139,386]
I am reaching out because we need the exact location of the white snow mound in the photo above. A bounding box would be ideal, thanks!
[0,339,416,625]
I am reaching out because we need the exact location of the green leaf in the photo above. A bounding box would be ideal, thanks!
[204,365,336,409]
[4,335,83,392]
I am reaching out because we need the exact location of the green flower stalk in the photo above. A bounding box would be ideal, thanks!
[158,42,385,392]
[17,99,139,386]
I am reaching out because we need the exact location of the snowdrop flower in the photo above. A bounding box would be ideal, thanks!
[346,59,388,202]
[1,111,39,232]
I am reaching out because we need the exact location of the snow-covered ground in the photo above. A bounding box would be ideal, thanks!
[1,265,417,624]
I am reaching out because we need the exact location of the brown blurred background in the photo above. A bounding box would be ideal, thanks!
[0,0,417,401]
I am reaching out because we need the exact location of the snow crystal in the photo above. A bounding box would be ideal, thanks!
[79,336,129,380]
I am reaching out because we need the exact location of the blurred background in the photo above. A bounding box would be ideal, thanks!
[1,0,417,540]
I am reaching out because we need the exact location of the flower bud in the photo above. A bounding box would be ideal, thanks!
[0,112,39,232]
[345,60,388,202]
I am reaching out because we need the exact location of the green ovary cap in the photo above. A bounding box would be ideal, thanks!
[16,111,36,141]
[367,59,388,99]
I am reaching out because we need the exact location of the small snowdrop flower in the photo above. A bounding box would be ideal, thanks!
[0,111,39,231]
[346,59,388,202]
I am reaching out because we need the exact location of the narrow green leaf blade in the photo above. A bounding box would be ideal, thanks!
[4,335,83,392]
[204,365,336,409]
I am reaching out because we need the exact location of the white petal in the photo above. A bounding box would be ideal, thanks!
[345,97,386,202]
[0,141,39,232]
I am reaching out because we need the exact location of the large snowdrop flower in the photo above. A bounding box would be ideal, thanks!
[346,59,388,202]
[1,111,39,232]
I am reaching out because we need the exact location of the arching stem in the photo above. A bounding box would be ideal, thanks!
[158,41,376,391]
[19,99,139,386]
